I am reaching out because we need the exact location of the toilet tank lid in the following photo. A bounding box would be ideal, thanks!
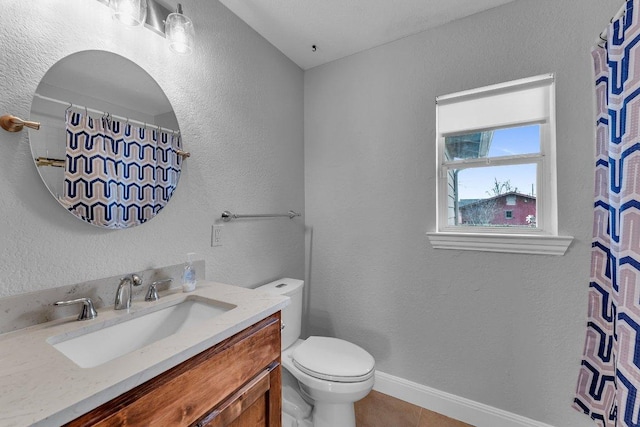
[256,278,303,297]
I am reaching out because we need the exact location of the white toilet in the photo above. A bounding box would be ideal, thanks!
[257,278,375,427]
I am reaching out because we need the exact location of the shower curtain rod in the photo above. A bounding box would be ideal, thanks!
[33,93,180,135]
[597,1,627,45]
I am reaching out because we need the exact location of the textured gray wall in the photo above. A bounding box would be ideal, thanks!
[304,0,620,425]
[0,0,305,297]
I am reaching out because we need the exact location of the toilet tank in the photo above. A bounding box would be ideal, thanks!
[256,278,303,350]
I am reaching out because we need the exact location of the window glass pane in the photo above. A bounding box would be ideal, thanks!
[450,164,537,227]
[444,124,540,161]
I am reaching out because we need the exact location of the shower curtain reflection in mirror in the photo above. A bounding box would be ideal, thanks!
[61,110,182,228]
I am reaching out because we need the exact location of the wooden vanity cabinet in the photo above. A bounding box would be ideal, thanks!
[66,313,282,427]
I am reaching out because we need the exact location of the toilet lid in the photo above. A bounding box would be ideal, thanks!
[292,336,375,383]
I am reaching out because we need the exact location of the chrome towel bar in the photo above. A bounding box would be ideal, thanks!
[221,210,301,222]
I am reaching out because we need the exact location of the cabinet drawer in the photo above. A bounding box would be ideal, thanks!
[66,313,281,427]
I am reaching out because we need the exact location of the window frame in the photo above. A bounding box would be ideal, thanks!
[426,74,573,255]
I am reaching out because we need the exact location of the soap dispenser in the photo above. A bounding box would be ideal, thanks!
[182,252,197,292]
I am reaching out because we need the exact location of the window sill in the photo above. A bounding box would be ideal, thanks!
[426,232,573,256]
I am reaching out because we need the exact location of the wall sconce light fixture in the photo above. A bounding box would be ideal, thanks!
[110,0,147,27]
[165,4,195,55]
[98,0,195,55]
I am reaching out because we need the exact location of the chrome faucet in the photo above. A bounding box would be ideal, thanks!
[114,274,142,310]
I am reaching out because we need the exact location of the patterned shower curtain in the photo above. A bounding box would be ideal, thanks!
[62,111,181,228]
[574,1,640,425]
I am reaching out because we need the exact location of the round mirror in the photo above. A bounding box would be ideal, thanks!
[29,50,183,229]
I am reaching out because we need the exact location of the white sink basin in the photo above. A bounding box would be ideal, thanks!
[47,296,235,368]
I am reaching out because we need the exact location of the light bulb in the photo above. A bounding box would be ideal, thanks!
[110,0,147,27]
[165,5,195,55]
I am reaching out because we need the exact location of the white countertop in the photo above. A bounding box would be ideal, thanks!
[0,282,288,427]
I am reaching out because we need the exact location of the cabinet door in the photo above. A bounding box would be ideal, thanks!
[193,361,281,427]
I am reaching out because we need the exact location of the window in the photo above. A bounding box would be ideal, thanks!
[427,74,573,255]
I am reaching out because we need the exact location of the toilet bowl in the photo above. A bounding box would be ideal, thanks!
[283,338,375,427]
[256,278,375,427]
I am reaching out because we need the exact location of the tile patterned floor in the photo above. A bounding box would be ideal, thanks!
[355,390,474,427]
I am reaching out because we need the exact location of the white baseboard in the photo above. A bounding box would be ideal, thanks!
[373,371,555,427]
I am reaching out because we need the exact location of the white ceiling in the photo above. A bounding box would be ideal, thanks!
[218,0,518,70]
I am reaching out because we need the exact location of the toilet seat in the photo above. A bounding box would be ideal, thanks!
[291,336,375,383]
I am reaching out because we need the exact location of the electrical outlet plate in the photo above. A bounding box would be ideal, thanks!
[211,225,223,247]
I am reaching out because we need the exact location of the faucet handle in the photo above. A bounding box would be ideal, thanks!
[54,297,98,321]
[145,278,173,301]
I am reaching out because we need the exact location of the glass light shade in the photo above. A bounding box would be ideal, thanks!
[110,0,147,27]
[165,12,195,55]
